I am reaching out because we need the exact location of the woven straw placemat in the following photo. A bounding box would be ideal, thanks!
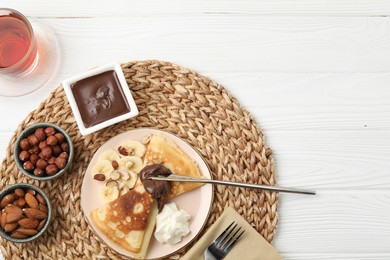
[0,60,278,259]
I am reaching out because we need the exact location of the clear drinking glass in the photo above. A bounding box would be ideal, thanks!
[0,8,59,97]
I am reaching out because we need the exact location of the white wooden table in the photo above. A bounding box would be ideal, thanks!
[1,1,390,259]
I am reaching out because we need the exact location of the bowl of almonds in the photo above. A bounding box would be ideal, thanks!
[14,122,74,181]
[0,183,52,243]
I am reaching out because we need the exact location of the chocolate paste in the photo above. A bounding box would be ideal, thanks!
[140,164,172,210]
[70,70,130,128]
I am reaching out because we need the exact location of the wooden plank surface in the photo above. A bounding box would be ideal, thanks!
[22,17,390,73]
[275,192,390,252]
[2,0,390,17]
[1,1,390,259]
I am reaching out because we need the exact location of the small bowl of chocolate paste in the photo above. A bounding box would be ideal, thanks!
[62,63,138,135]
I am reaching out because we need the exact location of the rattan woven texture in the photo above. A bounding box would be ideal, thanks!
[0,60,278,259]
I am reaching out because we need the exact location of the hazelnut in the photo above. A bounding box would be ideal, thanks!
[28,146,40,155]
[52,145,62,156]
[19,139,30,150]
[45,164,58,176]
[59,152,68,160]
[34,128,46,141]
[38,141,47,150]
[118,146,128,156]
[93,174,105,181]
[34,168,45,177]
[30,154,39,165]
[55,157,67,169]
[36,159,48,170]
[41,147,52,160]
[61,143,69,153]
[44,127,56,136]
[46,135,58,146]
[28,134,39,146]
[47,157,56,165]
[54,133,65,144]
[23,161,34,171]
[19,151,30,161]
[112,160,119,169]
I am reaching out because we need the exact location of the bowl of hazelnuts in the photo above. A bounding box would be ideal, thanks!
[14,123,74,180]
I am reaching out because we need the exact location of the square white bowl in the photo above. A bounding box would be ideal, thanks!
[62,63,138,135]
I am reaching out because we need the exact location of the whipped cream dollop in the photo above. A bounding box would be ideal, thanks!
[154,202,191,244]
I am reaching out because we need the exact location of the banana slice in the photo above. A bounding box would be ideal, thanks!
[126,171,138,189]
[91,160,114,179]
[119,185,130,196]
[100,185,119,203]
[141,135,152,145]
[106,179,119,187]
[110,170,121,181]
[118,141,146,157]
[117,156,143,173]
[99,150,121,162]
[119,170,130,180]
[118,181,126,190]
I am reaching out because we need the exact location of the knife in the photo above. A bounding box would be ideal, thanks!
[149,174,316,195]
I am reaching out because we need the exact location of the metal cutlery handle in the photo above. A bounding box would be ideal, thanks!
[149,174,316,195]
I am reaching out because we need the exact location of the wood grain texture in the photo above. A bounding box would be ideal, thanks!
[2,0,390,17]
[32,17,390,73]
[0,133,12,161]
[269,130,390,188]
[275,193,390,253]
[1,2,390,259]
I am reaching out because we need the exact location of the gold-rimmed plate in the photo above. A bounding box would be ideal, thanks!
[80,128,213,259]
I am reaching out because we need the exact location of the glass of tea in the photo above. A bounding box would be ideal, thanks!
[0,8,38,76]
[0,8,59,97]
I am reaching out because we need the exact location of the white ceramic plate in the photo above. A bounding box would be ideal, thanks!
[80,128,213,259]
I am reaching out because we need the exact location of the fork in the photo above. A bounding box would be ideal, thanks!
[204,221,245,260]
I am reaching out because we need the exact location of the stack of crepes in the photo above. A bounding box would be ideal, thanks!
[89,134,204,259]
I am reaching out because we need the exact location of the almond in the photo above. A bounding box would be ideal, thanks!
[38,204,48,214]
[36,193,46,205]
[37,218,46,231]
[1,212,7,229]
[25,193,39,209]
[23,208,47,220]
[18,218,39,229]
[11,231,28,239]
[17,228,38,236]
[0,194,16,209]
[13,198,26,208]
[6,212,24,224]
[27,189,36,196]
[4,204,23,215]
[14,188,25,198]
[4,223,19,233]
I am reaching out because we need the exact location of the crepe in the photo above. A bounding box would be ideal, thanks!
[90,183,158,259]
[144,134,204,200]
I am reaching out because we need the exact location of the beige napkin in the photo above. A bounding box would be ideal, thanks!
[181,207,283,260]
